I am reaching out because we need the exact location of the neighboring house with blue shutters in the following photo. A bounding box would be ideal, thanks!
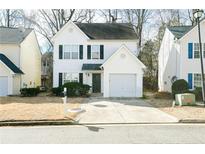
[158,20,205,92]
[52,21,146,97]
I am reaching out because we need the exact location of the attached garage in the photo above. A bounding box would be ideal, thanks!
[109,74,136,97]
[0,53,23,96]
[0,76,8,96]
[101,45,146,98]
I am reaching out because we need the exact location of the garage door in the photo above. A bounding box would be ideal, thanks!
[0,77,8,96]
[109,74,136,97]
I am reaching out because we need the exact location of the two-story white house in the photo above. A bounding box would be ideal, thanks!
[52,21,145,97]
[158,19,205,92]
[0,27,41,96]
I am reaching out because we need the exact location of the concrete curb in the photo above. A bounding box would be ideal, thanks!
[179,119,205,123]
[1,119,205,127]
[0,120,73,127]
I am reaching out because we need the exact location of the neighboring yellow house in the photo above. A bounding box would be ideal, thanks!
[0,27,41,96]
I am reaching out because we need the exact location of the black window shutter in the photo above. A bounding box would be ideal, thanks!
[100,45,104,59]
[79,73,83,84]
[59,73,62,86]
[87,45,91,59]
[79,45,83,59]
[59,45,63,59]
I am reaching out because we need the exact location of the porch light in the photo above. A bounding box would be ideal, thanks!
[193,9,204,19]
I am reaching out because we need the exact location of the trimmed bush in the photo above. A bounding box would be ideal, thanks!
[20,87,40,97]
[62,82,91,97]
[52,87,63,96]
[172,79,189,98]
[52,82,91,97]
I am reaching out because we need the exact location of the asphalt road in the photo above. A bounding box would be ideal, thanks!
[1,124,205,144]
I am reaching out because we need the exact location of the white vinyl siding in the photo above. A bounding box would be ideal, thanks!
[194,43,200,59]
[63,73,79,84]
[91,45,100,59]
[63,45,79,59]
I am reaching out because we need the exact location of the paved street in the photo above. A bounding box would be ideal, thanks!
[1,124,205,144]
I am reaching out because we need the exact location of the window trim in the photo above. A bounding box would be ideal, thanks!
[91,45,101,60]
[193,73,202,88]
[194,43,200,59]
[63,44,80,60]
[63,72,79,84]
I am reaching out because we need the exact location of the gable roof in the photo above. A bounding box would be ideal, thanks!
[0,27,32,44]
[76,23,137,40]
[0,53,23,74]
[167,26,193,39]
[101,44,146,69]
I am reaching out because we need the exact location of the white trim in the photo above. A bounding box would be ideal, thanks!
[63,44,80,60]
[51,21,90,41]
[179,18,205,41]
[0,61,16,74]
[87,39,138,42]
[101,44,146,69]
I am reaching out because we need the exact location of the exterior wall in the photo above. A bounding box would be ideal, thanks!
[179,20,205,89]
[0,62,21,95]
[158,28,180,92]
[102,47,144,97]
[20,31,41,88]
[0,44,20,67]
[12,75,21,94]
[82,71,104,93]
[53,22,138,88]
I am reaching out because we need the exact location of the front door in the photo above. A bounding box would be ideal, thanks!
[92,73,101,93]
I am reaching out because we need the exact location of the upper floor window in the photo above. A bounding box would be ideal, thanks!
[194,43,200,58]
[63,45,79,59]
[63,73,78,84]
[91,45,100,59]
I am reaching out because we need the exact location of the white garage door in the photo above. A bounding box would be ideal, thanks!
[0,77,8,96]
[109,74,136,97]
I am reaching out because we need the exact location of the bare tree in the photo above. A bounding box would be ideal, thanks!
[122,9,152,51]
[99,9,120,23]
[23,9,83,50]
[0,9,25,27]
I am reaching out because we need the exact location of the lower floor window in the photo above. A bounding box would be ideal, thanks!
[194,73,202,88]
[63,73,79,84]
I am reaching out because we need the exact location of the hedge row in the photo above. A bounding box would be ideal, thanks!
[20,87,40,97]
[52,82,91,97]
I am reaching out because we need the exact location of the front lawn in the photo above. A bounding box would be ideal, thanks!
[145,92,205,120]
[0,96,85,122]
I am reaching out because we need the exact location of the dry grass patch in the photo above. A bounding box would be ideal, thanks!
[0,96,85,122]
[145,92,205,120]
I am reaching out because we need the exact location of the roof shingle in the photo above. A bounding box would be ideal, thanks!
[76,23,137,40]
[0,27,32,44]
[82,64,102,70]
[167,26,193,39]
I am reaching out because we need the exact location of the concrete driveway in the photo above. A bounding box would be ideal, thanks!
[76,98,178,124]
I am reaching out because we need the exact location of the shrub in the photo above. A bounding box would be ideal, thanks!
[192,87,203,101]
[62,82,91,97]
[52,87,63,96]
[172,79,189,98]
[79,84,91,96]
[20,87,40,97]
